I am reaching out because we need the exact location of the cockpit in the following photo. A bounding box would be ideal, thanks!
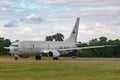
[9,42,20,52]
[10,42,19,48]
[11,45,18,47]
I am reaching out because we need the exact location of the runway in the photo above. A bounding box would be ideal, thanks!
[0,58,120,63]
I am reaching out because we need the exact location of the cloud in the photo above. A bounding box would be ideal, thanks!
[0,0,17,11]
[114,23,120,25]
[23,27,32,32]
[79,23,115,36]
[20,14,45,23]
[34,0,120,7]
[0,7,8,11]
[4,21,18,27]
[0,0,120,13]
[32,37,43,41]
[4,14,44,28]
[93,23,114,34]
[0,0,120,42]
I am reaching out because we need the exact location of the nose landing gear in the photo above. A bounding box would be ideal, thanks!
[14,55,19,60]
[15,57,18,60]
[35,54,42,60]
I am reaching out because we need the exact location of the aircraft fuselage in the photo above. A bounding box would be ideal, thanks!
[9,41,76,56]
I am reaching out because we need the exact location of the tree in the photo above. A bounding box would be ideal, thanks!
[45,33,64,41]
[90,38,98,43]
[99,37,107,42]
[0,37,11,55]
[53,33,64,41]
[77,49,96,57]
[77,42,88,47]
[3,39,11,47]
[89,38,98,46]
[46,36,53,41]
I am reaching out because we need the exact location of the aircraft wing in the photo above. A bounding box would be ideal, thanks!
[58,45,116,51]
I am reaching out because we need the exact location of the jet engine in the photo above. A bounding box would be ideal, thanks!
[47,50,60,60]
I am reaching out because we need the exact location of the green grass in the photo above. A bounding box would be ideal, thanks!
[0,57,120,80]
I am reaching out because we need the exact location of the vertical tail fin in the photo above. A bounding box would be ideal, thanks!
[65,18,80,42]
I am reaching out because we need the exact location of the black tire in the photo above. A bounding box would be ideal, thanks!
[53,57,58,60]
[15,57,18,60]
[35,55,41,60]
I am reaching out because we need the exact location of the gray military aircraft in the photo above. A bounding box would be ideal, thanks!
[4,18,113,60]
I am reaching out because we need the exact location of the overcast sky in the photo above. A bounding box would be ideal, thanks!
[0,0,120,42]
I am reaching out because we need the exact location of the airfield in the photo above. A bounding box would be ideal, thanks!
[1,58,120,63]
[0,56,120,80]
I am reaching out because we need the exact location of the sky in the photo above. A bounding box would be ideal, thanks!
[0,0,120,42]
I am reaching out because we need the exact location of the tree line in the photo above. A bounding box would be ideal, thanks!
[76,37,120,57]
[0,33,120,57]
[0,37,11,55]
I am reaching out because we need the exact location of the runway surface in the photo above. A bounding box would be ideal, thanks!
[0,58,120,63]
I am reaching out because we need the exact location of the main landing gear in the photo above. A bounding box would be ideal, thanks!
[35,55,41,60]
[53,57,59,60]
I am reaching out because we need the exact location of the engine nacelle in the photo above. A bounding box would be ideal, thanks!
[48,50,60,58]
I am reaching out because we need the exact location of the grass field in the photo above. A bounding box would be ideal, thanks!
[0,56,120,80]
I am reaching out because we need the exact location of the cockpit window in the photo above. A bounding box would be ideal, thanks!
[11,45,18,47]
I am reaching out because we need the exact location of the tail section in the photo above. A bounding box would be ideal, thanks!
[65,18,80,42]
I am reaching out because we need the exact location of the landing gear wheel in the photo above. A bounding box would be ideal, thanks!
[35,55,41,60]
[15,57,18,60]
[53,57,58,60]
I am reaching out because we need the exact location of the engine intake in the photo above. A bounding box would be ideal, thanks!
[48,52,53,57]
[47,50,60,58]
